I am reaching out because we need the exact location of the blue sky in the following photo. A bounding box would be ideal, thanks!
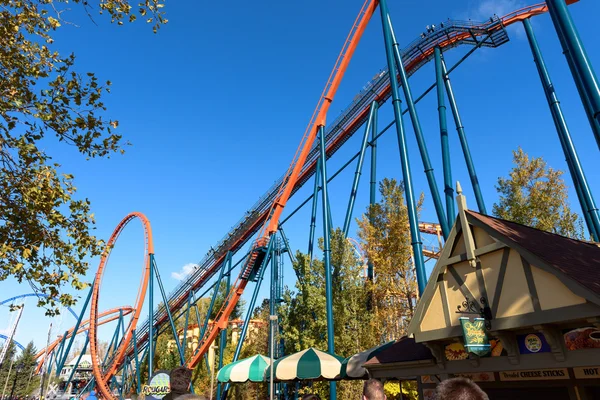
[2,0,600,353]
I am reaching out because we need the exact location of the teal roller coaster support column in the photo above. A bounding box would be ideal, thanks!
[368,101,378,283]
[440,56,487,215]
[64,334,89,392]
[523,18,600,240]
[278,225,297,266]
[152,256,185,365]
[343,101,378,238]
[379,0,427,296]
[269,243,277,400]
[308,156,321,261]
[104,313,123,366]
[199,253,231,351]
[319,125,336,399]
[57,284,93,375]
[547,0,600,150]
[222,239,274,400]
[388,19,449,240]
[133,329,141,394]
[435,47,455,227]
[148,254,155,380]
[53,332,68,374]
[120,357,128,399]
[556,31,600,151]
[216,257,231,400]
[370,103,378,209]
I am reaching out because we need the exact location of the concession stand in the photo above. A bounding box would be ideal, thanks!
[363,189,600,400]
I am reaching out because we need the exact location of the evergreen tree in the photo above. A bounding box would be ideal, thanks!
[493,148,584,239]
[15,342,40,397]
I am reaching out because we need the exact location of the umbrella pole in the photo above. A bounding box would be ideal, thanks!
[269,315,277,400]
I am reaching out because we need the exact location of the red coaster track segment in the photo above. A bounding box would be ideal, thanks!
[88,213,153,400]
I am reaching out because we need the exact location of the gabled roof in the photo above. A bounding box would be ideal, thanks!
[406,189,600,342]
[467,211,600,298]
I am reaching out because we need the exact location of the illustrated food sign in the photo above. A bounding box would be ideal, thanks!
[563,327,600,351]
[444,340,503,361]
[517,333,551,354]
[142,371,171,400]
[459,317,490,356]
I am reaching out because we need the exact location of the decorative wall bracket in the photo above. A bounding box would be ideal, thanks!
[456,296,493,330]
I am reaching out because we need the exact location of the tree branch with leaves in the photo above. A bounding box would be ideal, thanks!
[0,0,166,314]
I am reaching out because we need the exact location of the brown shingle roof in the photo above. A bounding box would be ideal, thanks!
[467,210,600,298]
[363,337,433,366]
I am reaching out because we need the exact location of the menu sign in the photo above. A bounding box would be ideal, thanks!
[499,368,569,381]
[574,366,600,379]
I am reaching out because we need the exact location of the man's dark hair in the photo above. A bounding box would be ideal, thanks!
[363,378,386,400]
[170,366,193,393]
[436,377,489,400]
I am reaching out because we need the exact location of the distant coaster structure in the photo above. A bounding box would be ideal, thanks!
[11,0,600,399]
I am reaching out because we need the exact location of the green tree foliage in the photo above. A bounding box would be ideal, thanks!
[0,340,17,382]
[279,228,376,399]
[0,0,166,315]
[384,380,418,400]
[493,148,584,239]
[0,341,40,397]
[357,178,422,341]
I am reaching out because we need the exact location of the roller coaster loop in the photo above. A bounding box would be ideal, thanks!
[88,212,153,400]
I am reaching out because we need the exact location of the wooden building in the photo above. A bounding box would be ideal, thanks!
[364,187,600,400]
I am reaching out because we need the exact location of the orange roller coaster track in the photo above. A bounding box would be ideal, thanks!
[101,0,582,379]
[89,213,153,400]
[34,306,134,374]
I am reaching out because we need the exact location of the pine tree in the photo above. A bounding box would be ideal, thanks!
[15,342,40,396]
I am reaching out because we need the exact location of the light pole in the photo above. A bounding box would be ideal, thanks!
[269,315,278,400]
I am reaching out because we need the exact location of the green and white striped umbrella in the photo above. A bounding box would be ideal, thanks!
[341,341,395,379]
[217,355,270,383]
[266,348,345,382]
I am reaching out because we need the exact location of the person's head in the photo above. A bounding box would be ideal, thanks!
[363,378,386,400]
[436,377,489,400]
[170,366,193,393]
[300,395,321,400]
